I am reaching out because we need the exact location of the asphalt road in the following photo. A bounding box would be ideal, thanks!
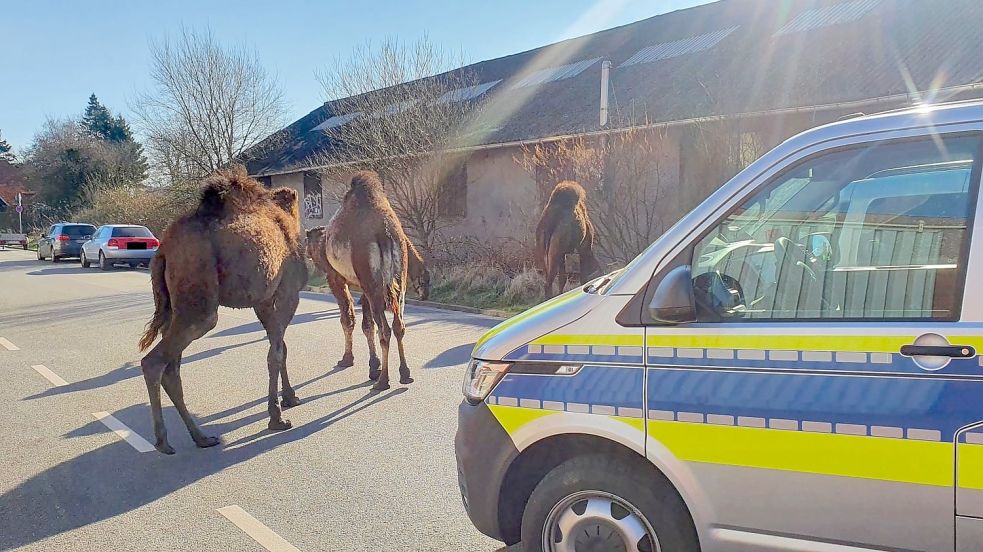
[0,247,512,551]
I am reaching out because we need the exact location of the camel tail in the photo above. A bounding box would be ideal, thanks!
[139,253,171,352]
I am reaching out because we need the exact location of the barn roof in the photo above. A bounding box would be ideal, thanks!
[248,0,983,176]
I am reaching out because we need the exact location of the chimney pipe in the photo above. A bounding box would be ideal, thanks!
[599,60,611,127]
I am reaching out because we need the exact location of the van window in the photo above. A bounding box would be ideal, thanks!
[691,136,980,321]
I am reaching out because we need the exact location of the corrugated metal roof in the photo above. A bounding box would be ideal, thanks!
[510,57,602,89]
[310,112,360,132]
[776,0,881,35]
[437,80,502,103]
[619,26,738,68]
[248,0,983,177]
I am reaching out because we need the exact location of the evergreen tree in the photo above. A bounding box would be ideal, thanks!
[0,130,13,162]
[82,94,115,140]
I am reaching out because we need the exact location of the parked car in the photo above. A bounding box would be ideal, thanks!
[81,224,159,270]
[457,100,983,552]
[36,223,97,262]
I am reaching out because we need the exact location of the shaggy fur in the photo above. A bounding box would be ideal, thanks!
[535,180,601,298]
[138,166,308,454]
[306,170,426,390]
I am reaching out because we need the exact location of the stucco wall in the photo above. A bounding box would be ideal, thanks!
[271,172,340,229]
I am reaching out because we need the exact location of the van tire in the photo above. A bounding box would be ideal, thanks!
[520,453,699,552]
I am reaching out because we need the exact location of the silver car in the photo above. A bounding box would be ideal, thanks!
[81,224,159,270]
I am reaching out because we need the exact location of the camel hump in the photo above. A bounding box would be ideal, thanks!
[197,166,267,219]
[348,170,386,204]
[547,180,587,209]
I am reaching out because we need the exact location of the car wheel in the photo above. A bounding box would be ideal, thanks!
[520,454,699,552]
[99,251,112,271]
[80,250,90,268]
[37,248,43,261]
[51,252,59,263]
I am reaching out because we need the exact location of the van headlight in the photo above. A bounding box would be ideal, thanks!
[463,359,510,403]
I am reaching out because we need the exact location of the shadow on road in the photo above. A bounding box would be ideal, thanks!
[25,362,143,400]
[0,382,405,550]
[0,294,148,329]
[0,259,45,272]
[209,309,340,338]
[423,342,475,369]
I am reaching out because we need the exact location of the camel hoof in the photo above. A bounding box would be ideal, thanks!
[368,357,381,370]
[194,435,221,448]
[371,381,391,391]
[269,419,292,431]
[368,368,381,381]
[156,442,176,455]
[281,395,302,408]
[400,376,414,385]
[336,356,354,368]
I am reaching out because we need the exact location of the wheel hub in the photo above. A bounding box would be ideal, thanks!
[544,492,658,552]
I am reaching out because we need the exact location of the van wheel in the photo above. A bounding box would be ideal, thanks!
[521,454,699,552]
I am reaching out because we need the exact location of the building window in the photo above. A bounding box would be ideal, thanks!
[438,162,467,218]
[303,172,324,219]
[257,176,273,188]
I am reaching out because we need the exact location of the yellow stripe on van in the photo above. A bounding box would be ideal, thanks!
[474,290,582,350]
[531,334,644,347]
[648,420,952,487]
[488,405,558,435]
[646,334,983,353]
[958,443,983,490]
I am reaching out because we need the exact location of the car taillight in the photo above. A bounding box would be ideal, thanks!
[107,238,120,249]
[56,235,70,241]
[149,238,160,248]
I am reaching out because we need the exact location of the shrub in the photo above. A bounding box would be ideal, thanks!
[73,184,197,235]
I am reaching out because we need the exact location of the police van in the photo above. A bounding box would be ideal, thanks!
[456,100,983,552]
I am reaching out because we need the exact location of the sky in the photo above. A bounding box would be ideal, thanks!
[0,0,713,154]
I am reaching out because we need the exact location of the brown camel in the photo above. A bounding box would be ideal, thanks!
[306,171,423,390]
[536,180,601,298]
[138,167,308,454]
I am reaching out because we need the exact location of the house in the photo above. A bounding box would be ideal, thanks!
[247,0,983,261]
[0,160,33,232]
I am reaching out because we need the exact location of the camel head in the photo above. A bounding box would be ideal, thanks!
[305,226,326,263]
[412,265,431,301]
[271,187,300,221]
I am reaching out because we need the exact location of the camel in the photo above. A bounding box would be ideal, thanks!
[138,166,308,454]
[306,171,424,390]
[536,180,601,298]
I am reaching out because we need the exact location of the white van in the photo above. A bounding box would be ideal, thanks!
[456,100,983,552]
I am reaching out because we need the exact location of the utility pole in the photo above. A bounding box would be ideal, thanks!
[16,192,23,234]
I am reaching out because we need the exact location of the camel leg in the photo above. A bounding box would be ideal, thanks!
[361,297,381,380]
[366,292,392,391]
[272,281,302,408]
[256,299,295,430]
[160,357,220,448]
[544,249,560,299]
[391,291,412,385]
[326,268,355,368]
[141,311,217,454]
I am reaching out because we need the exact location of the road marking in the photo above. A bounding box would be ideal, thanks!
[217,505,301,552]
[92,412,155,453]
[31,364,68,386]
[0,337,19,351]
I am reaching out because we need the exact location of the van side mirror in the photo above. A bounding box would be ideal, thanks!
[648,265,697,324]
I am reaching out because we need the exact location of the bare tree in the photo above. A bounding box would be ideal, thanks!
[133,28,287,182]
[313,37,480,252]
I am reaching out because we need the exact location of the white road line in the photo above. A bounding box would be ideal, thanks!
[92,411,155,453]
[217,505,301,552]
[31,364,68,386]
[0,337,19,351]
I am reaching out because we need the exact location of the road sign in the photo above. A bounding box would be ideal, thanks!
[15,205,22,214]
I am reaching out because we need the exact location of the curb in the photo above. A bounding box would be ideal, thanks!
[303,286,513,320]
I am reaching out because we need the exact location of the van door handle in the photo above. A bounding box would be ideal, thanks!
[900,344,975,358]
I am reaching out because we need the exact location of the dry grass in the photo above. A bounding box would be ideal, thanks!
[428,265,542,314]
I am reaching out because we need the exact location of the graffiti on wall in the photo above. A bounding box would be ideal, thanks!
[303,172,323,219]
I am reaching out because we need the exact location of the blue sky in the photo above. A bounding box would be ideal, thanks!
[0,0,712,153]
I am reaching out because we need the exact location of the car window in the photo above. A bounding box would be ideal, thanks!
[690,135,981,322]
[47,226,57,238]
[111,226,153,238]
[62,225,96,237]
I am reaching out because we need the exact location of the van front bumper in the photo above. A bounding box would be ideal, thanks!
[455,399,519,543]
